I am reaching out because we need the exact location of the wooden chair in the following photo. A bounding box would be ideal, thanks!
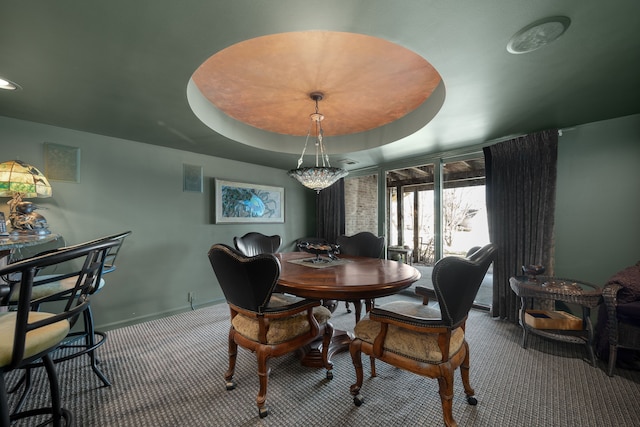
[349,243,496,427]
[0,238,118,427]
[233,232,281,256]
[207,244,333,418]
[336,232,385,319]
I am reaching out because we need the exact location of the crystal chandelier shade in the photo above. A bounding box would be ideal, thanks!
[287,92,348,193]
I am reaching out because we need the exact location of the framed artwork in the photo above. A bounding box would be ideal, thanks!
[44,143,80,182]
[183,164,203,193]
[215,179,284,223]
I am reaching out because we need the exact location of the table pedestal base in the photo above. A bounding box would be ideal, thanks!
[296,329,353,368]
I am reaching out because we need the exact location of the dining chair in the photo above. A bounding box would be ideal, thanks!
[0,238,118,427]
[349,243,496,427]
[208,243,333,418]
[233,232,281,256]
[5,231,131,412]
[336,232,385,319]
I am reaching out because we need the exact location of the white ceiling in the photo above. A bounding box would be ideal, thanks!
[1,1,638,171]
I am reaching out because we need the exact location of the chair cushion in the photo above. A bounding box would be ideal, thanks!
[9,274,105,302]
[354,301,465,363]
[0,311,70,368]
[618,301,640,326]
[232,293,332,344]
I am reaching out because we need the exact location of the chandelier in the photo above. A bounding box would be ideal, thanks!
[287,92,348,193]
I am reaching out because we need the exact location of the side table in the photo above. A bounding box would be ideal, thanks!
[509,275,602,366]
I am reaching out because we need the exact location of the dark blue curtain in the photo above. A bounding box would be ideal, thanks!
[316,179,345,244]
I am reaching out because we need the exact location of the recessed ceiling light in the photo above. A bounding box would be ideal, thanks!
[0,77,21,91]
[507,16,571,54]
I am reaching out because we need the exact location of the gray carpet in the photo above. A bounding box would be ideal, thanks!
[5,296,640,426]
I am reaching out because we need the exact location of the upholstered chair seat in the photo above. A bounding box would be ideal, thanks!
[0,312,70,367]
[8,275,105,302]
[231,293,332,344]
[353,301,465,363]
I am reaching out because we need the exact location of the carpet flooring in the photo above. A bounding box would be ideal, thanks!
[5,295,640,426]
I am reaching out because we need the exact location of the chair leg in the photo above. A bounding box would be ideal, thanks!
[608,344,617,377]
[225,329,238,390]
[8,368,32,415]
[1,373,9,427]
[82,307,111,386]
[43,355,67,427]
[459,342,477,405]
[54,304,111,387]
[256,349,272,418]
[349,339,364,406]
[322,323,334,379]
[9,355,72,427]
[437,369,456,427]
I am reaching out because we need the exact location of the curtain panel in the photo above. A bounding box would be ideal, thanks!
[316,178,345,244]
[484,129,558,322]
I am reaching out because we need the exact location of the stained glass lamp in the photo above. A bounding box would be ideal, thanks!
[0,160,52,235]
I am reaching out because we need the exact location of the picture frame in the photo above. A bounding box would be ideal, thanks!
[44,143,81,182]
[215,179,284,223]
[183,164,203,193]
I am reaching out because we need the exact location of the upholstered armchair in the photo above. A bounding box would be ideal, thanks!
[208,244,333,418]
[349,243,496,427]
[598,260,640,376]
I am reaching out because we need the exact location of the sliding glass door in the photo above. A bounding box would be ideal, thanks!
[385,155,491,307]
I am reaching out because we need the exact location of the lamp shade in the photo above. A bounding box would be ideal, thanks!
[287,166,348,193]
[0,160,52,198]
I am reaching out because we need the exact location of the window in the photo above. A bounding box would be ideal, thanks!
[385,155,490,307]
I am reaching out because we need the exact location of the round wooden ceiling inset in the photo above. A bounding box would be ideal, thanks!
[192,31,442,137]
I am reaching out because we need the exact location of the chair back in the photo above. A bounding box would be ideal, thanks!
[98,231,131,273]
[0,238,119,369]
[63,231,132,274]
[432,243,496,327]
[233,232,281,257]
[208,243,280,313]
[336,232,384,258]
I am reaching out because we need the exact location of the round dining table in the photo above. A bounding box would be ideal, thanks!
[275,251,421,366]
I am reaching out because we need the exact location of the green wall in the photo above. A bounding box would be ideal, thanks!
[0,116,316,329]
[2,112,639,329]
[554,114,640,285]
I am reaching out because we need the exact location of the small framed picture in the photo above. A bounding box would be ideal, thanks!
[183,164,203,193]
[44,142,81,183]
[215,179,284,223]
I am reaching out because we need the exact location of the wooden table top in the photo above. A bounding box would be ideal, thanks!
[276,252,421,301]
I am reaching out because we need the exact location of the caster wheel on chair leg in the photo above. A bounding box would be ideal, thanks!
[467,396,478,405]
[225,380,236,391]
[259,406,269,418]
[326,370,333,380]
[353,394,364,406]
